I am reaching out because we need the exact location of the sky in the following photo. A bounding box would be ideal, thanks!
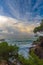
[0,0,43,39]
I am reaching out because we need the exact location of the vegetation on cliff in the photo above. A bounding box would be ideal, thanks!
[0,41,43,65]
[0,42,19,64]
[34,20,43,33]
[32,19,43,59]
[17,50,43,65]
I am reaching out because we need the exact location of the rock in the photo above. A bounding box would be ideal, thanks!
[34,41,43,59]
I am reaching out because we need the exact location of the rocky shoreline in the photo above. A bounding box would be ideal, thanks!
[29,36,43,59]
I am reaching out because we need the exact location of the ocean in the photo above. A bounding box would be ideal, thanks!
[5,37,37,58]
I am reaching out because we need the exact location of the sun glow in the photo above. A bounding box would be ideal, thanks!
[0,16,8,23]
[0,16,35,33]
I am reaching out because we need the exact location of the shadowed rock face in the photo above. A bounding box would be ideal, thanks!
[35,46,43,59]
[40,42,43,47]
[40,37,43,48]
[34,36,43,59]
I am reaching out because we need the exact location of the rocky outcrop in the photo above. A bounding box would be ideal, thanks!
[34,37,43,59]
[34,45,43,59]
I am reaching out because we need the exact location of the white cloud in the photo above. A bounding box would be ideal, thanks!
[0,16,39,39]
[5,0,43,23]
[6,0,20,19]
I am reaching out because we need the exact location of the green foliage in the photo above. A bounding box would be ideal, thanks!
[33,20,43,33]
[36,36,43,42]
[0,42,19,60]
[18,55,29,65]
[18,49,43,65]
[0,42,43,65]
[29,49,43,65]
[40,20,43,26]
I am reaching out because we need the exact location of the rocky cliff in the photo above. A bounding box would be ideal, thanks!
[34,36,43,59]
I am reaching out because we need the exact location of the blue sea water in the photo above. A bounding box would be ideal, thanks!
[5,37,37,58]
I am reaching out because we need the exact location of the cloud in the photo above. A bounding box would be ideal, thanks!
[5,0,20,19]
[2,0,42,23]
[0,0,43,39]
[0,6,4,15]
[0,16,34,33]
[32,0,40,11]
[0,16,39,39]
